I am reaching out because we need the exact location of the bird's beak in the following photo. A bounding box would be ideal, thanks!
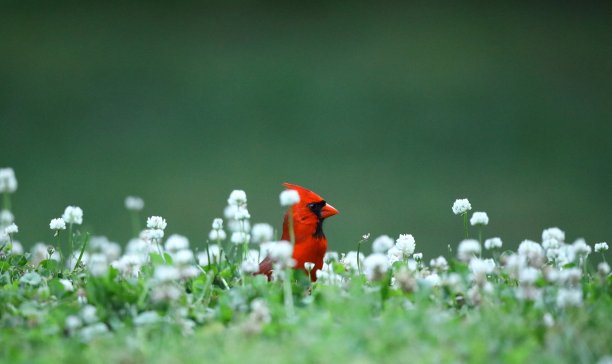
[321,203,339,218]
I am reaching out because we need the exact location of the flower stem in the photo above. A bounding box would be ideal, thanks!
[463,213,469,239]
[156,240,166,263]
[283,268,295,319]
[2,192,10,211]
[288,207,296,246]
[68,223,74,259]
[130,211,140,238]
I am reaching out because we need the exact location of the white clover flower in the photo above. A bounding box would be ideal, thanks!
[48,218,66,231]
[208,229,227,241]
[503,253,527,279]
[598,262,610,277]
[228,219,250,233]
[7,241,23,255]
[386,246,403,265]
[154,265,180,283]
[144,229,164,241]
[268,241,293,264]
[518,267,540,285]
[422,273,442,288]
[59,278,74,292]
[146,216,167,230]
[4,223,18,235]
[65,315,82,332]
[469,258,495,283]
[572,239,591,256]
[173,249,194,266]
[211,218,223,230]
[413,252,423,261]
[372,235,394,254]
[542,227,565,243]
[556,288,583,308]
[251,223,274,243]
[518,240,544,262]
[304,262,315,271]
[164,234,189,252]
[430,256,449,272]
[89,236,121,262]
[125,196,144,211]
[395,234,416,256]
[88,254,109,277]
[0,210,14,226]
[0,168,17,193]
[279,190,300,207]
[240,260,259,275]
[316,266,344,286]
[62,206,83,225]
[484,237,502,250]
[452,198,471,215]
[457,239,481,261]
[542,238,561,250]
[594,242,609,253]
[363,253,390,281]
[126,237,155,256]
[470,212,489,226]
[228,190,247,206]
[324,251,339,263]
[558,267,582,286]
[111,253,143,278]
[341,251,364,271]
[80,305,98,324]
[234,206,251,221]
[231,231,250,245]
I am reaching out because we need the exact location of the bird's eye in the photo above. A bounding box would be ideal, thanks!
[307,203,315,209]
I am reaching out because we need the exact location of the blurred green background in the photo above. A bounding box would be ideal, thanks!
[1,2,611,257]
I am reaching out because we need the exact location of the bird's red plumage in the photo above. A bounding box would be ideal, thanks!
[258,183,338,281]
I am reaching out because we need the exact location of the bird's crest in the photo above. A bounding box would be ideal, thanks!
[283,183,324,203]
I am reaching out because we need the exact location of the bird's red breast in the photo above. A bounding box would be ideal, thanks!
[258,183,338,281]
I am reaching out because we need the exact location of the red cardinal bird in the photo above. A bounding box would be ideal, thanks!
[258,183,338,281]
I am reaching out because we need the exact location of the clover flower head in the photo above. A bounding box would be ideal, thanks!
[125,196,144,211]
[484,237,503,250]
[212,218,223,230]
[542,227,565,243]
[50,218,66,231]
[228,190,247,206]
[62,206,83,225]
[231,231,250,245]
[372,235,394,254]
[251,223,274,243]
[0,210,14,226]
[146,216,167,230]
[209,229,227,241]
[452,198,471,215]
[268,241,293,264]
[4,223,18,235]
[595,242,609,253]
[363,253,390,281]
[470,212,489,226]
[457,239,481,261]
[0,168,17,193]
[279,189,300,207]
[165,234,189,252]
[395,234,416,256]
